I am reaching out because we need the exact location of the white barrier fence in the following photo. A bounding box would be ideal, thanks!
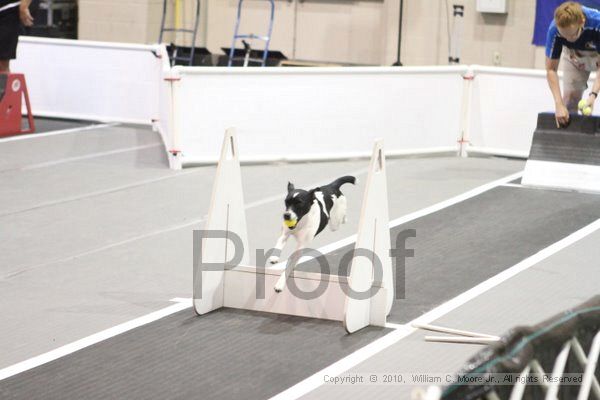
[13,38,597,169]
[12,37,182,168]
[166,65,591,168]
[170,66,467,166]
[13,37,165,125]
[467,66,559,158]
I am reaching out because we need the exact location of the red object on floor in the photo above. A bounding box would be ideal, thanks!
[0,73,35,137]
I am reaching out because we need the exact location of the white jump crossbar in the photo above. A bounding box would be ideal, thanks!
[413,323,500,339]
[193,128,393,333]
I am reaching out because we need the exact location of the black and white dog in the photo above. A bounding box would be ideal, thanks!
[269,176,356,292]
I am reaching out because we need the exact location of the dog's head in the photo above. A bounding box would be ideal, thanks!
[283,182,315,230]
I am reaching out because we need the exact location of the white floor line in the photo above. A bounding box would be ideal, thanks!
[1,219,204,281]
[387,171,522,226]
[384,322,405,330]
[0,300,192,381]
[314,171,523,256]
[169,297,192,304]
[0,123,118,143]
[268,217,600,400]
[502,183,525,189]
[0,169,197,218]
[501,182,589,195]
[20,143,163,171]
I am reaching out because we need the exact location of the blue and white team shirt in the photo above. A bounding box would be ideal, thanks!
[546,6,600,70]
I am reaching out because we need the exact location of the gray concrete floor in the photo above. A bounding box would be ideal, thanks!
[1,123,595,400]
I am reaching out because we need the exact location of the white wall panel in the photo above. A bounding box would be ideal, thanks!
[171,66,467,165]
[12,37,163,125]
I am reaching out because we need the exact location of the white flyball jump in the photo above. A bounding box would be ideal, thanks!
[522,113,600,194]
[193,128,393,333]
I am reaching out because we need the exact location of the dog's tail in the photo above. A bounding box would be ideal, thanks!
[330,176,356,191]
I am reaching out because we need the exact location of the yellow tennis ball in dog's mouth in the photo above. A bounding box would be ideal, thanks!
[284,219,297,229]
[583,106,593,116]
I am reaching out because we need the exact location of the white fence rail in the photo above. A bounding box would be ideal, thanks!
[14,38,597,169]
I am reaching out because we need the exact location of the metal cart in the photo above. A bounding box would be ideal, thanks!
[159,0,200,66]
[228,0,275,67]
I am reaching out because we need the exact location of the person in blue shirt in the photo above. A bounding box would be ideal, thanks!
[546,2,600,127]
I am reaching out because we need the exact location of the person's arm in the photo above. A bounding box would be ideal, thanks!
[583,61,600,112]
[546,57,569,127]
[19,0,33,27]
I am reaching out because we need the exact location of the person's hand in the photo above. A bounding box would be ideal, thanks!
[555,103,570,128]
[19,6,33,27]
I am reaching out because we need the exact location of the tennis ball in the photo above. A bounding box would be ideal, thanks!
[579,99,588,110]
[284,219,297,229]
[583,106,593,116]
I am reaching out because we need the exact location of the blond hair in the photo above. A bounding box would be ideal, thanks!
[555,2,585,28]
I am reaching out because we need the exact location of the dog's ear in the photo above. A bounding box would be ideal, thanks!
[308,188,320,198]
[287,182,295,193]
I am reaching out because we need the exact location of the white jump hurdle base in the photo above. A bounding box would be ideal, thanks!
[223,266,388,324]
[193,128,393,333]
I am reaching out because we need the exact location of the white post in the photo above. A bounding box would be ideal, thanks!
[458,67,474,157]
[343,139,392,333]
[193,128,250,315]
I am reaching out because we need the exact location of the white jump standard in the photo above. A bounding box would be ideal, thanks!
[193,128,394,333]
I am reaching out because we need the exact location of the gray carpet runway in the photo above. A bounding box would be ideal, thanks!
[0,310,389,400]
[529,113,600,166]
[298,186,600,323]
[1,184,598,399]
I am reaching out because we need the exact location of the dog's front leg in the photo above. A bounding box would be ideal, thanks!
[268,229,290,265]
[274,234,313,293]
[274,241,303,293]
